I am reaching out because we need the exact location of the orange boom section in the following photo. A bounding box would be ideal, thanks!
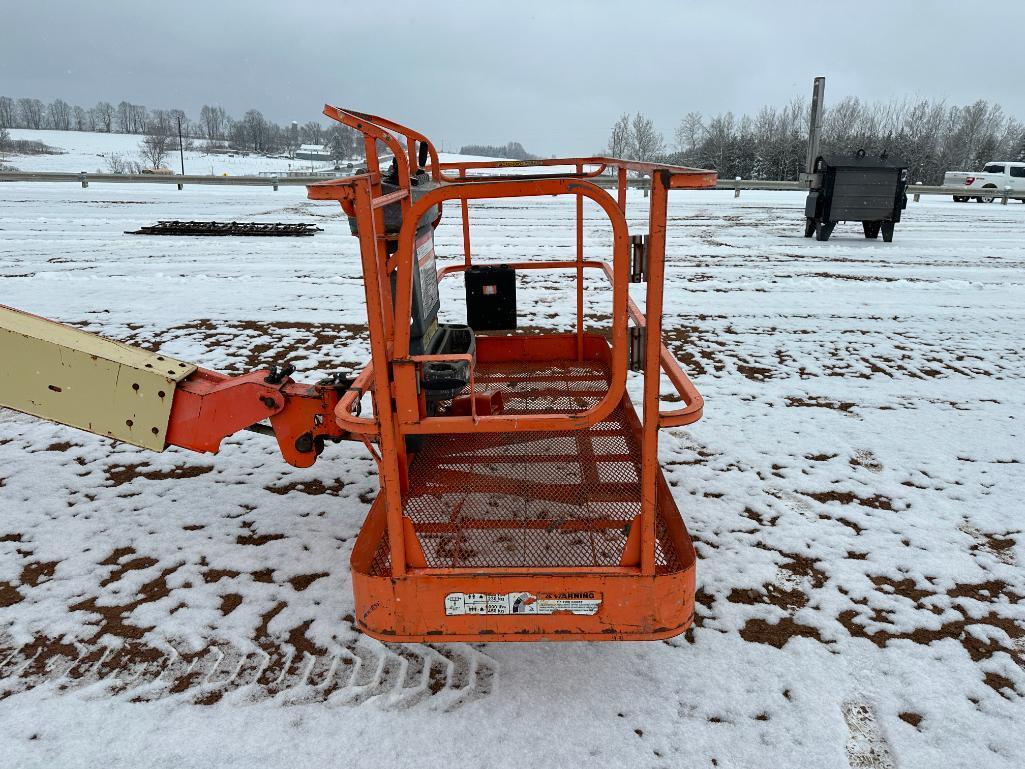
[308,106,715,641]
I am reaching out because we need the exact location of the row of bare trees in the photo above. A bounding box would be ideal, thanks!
[607,98,1025,183]
[0,95,362,162]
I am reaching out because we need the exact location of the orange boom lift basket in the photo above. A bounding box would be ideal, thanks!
[307,106,716,641]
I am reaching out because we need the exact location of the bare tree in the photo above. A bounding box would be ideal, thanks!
[630,112,664,161]
[227,118,247,151]
[300,120,323,146]
[17,98,45,129]
[0,127,10,160]
[328,124,357,163]
[94,101,115,132]
[105,151,142,174]
[0,97,15,129]
[148,108,173,137]
[243,110,267,153]
[199,105,227,141]
[117,101,148,133]
[72,105,88,131]
[139,121,172,169]
[129,104,148,134]
[674,111,704,155]
[47,99,72,131]
[168,109,190,138]
[116,101,133,133]
[698,112,736,172]
[605,113,631,159]
[285,122,300,158]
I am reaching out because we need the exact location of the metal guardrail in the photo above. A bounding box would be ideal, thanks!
[0,170,325,190]
[1,170,1022,202]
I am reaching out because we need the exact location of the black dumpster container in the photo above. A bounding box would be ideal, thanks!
[804,151,908,242]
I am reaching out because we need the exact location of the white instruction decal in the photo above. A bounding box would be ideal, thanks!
[415,236,439,313]
[444,591,602,616]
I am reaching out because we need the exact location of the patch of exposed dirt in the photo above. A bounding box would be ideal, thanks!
[786,396,856,412]
[898,711,923,728]
[264,478,347,496]
[235,532,286,546]
[20,560,58,587]
[836,577,1024,695]
[288,573,329,591]
[100,556,159,587]
[0,582,24,607]
[739,617,827,648]
[219,593,243,616]
[202,568,241,584]
[803,490,894,511]
[120,319,366,375]
[104,463,213,486]
[68,564,182,642]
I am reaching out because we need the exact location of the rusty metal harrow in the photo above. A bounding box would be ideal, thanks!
[127,220,323,236]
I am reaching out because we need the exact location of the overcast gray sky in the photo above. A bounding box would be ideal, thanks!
[4,1,1025,154]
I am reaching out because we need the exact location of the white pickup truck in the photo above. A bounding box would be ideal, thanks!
[944,161,1025,203]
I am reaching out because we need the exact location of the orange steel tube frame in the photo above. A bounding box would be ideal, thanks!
[308,105,715,595]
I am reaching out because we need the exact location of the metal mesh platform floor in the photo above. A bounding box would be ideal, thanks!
[369,358,684,574]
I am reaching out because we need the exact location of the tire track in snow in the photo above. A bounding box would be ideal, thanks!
[0,633,497,710]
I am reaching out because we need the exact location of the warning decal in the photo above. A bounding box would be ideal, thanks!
[444,592,602,616]
[415,236,439,314]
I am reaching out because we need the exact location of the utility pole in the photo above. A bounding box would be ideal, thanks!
[177,116,186,190]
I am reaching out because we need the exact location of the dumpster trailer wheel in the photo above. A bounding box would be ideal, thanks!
[863,221,881,239]
[804,217,816,238]
[814,220,835,241]
[881,221,895,243]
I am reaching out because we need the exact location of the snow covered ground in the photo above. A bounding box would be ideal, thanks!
[0,174,1023,768]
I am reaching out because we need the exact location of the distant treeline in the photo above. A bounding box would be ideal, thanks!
[459,141,537,160]
[0,95,361,161]
[608,98,1025,184]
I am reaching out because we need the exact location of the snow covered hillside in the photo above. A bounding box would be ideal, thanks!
[0,180,1023,768]
[2,128,510,177]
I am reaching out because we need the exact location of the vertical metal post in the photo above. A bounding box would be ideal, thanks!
[575,163,584,360]
[460,168,471,266]
[353,178,406,578]
[805,76,826,175]
[617,167,627,212]
[639,171,670,576]
[734,176,741,198]
[177,116,185,190]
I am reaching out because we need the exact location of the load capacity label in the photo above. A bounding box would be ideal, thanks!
[444,591,602,616]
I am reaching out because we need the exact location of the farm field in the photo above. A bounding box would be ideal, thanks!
[1,165,1023,767]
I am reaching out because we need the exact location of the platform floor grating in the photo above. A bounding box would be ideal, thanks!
[369,358,684,574]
